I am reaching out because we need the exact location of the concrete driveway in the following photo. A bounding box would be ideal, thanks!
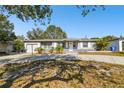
[0,53,32,60]
[77,55,124,65]
[0,53,124,65]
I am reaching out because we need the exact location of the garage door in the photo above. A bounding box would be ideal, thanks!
[26,44,38,53]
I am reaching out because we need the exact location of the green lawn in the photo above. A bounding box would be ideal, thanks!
[0,60,124,88]
[78,52,124,56]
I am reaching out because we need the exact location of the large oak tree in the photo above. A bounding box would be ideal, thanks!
[0,5,52,24]
[0,5,104,24]
[0,5,104,41]
[0,14,16,43]
[27,25,67,40]
[43,25,67,39]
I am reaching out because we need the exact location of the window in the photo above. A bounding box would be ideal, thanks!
[58,42,62,46]
[42,42,52,49]
[83,42,88,47]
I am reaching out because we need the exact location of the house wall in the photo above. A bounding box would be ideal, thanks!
[24,41,97,53]
[65,42,69,49]
[108,40,120,51]
[52,42,57,48]
[88,42,96,49]
[108,39,124,52]
[77,42,96,51]
[24,42,41,53]
[24,41,63,53]
[52,42,63,48]
[0,43,7,52]
[41,42,51,49]
[77,42,82,49]
[0,43,13,53]
[119,40,124,51]
[122,40,124,51]
[6,45,13,53]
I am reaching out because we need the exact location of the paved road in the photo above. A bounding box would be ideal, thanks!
[0,53,124,65]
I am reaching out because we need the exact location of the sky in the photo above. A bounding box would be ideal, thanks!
[8,5,124,38]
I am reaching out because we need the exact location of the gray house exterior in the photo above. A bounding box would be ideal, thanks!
[24,38,97,53]
[108,38,124,52]
[0,42,13,54]
[1,38,123,54]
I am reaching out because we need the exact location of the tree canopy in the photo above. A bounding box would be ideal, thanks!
[96,38,109,51]
[0,5,52,24]
[43,25,67,39]
[0,5,104,24]
[17,35,25,40]
[102,35,117,41]
[96,35,117,51]
[76,5,105,17]
[27,28,44,40]
[13,39,24,52]
[0,5,105,42]
[0,14,16,43]
[27,25,67,40]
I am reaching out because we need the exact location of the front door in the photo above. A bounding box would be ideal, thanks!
[69,42,73,51]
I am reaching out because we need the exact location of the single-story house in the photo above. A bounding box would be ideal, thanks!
[108,38,124,52]
[24,38,97,53]
[1,38,123,54]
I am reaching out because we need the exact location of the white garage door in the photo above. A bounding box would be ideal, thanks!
[26,44,38,53]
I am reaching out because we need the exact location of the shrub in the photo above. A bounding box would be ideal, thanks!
[96,38,109,51]
[35,47,44,54]
[13,39,24,52]
[55,45,64,54]
[118,52,124,54]
[49,47,54,54]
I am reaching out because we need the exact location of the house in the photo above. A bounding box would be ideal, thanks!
[1,38,123,54]
[24,38,97,53]
[0,42,13,54]
[108,38,124,52]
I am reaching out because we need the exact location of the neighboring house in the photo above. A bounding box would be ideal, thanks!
[108,38,124,52]
[24,38,97,53]
[0,42,13,54]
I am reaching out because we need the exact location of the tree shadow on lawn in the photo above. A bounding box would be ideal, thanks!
[13,54,81,62]
[0,58,88,88]
[0,54,81,66]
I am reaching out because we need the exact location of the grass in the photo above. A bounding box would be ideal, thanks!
[0,60,124,88]
[78,52,124,56]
